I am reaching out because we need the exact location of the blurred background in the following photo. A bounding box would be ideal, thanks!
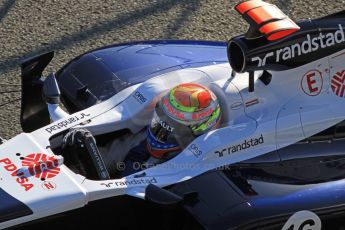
[0,0,344,138]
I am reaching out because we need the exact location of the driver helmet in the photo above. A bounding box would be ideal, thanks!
[147,83,221,160]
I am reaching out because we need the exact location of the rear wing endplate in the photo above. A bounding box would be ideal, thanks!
[235,0,300,41]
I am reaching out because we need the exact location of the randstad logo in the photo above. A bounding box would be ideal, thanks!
[252,24,345,67]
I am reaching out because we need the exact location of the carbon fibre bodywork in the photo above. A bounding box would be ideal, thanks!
[55,40,228,112]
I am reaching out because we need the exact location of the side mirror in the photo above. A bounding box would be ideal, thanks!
[43,73,60,104]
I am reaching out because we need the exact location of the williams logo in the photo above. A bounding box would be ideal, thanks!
[215,135,264,157]
[331,70,345,98]
[252,24,345,67]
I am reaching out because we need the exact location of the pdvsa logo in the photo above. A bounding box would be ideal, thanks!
[21,153,62,179]
[0,157,34,191]
[331,70,345,97]
[0,153,62,191]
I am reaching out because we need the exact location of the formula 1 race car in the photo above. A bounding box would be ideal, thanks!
[2,0,345,229]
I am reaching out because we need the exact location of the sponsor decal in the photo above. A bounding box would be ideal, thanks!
[192,107,213,120]
[282,210,321,230]
[163,97,185,120]
[188,144,203,158]
[159,120,174,132]
[163,96,214,120]
[252,24,345,68]
[88,141,109,179]
[45,112,90,134]
[21,153,62,179]
[0,158,34,191]
[42,181,57,191]
[100,177,157,188]
[252,52,274,68]
[215,134,264,157]
[0,153,62,191]
[301,70,323,96]
[153,114,175,132]
[245,99,259,107]
[331,70,345,97]
[133,91,147,104]
[100,182,114,188]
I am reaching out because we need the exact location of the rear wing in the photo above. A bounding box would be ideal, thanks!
[235,0,300,41]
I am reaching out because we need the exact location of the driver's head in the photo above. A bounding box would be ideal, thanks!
[147,83,221,160]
